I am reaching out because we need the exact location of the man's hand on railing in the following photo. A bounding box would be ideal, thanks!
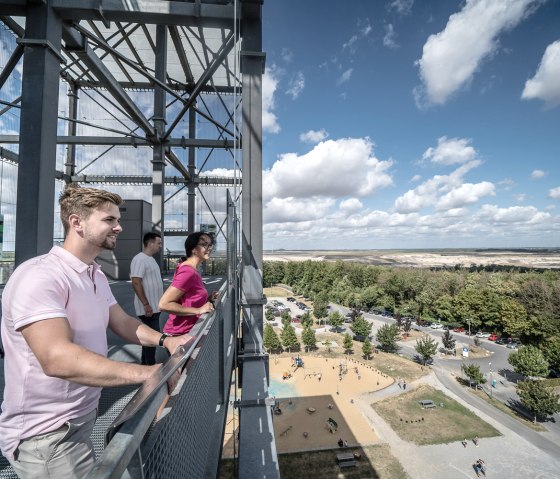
[166,368,182,395]
[163,334,194,355]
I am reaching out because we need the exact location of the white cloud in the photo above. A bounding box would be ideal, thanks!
[477,204,550,224]
[262,68,280,134]
[383,24,399,49]
[394,160,488,213]
[521,40,560,108]
[415,0,541,105]
[337,68,353,85]
[263,138,394,201]
[299,129,329,144]
[339,198,363,213]
[264,197,335,223]
[410,174,422,183]
[436,182,495,210]
[343,35,358,51]
[286,71,305,100]
[422,136,478,165]
[281,48,293,63]
[530,169,546,179]
[514,193,527,202]
[388,0,414,15]
[522,40,560,109]
[549,187,560,200]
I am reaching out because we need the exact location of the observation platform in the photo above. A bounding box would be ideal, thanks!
[0,272,225,478]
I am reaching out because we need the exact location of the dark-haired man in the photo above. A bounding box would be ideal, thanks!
[131,232,164,365]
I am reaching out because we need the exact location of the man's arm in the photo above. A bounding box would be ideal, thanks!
[108,304,192,354]
[20,317,156,387]
[131,276,153,317]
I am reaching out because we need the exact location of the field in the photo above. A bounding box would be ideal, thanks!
[372,384,501,445]
[264,248,560,269]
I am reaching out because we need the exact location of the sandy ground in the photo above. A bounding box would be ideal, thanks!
[264,250,560,269]
[222,355,393,456]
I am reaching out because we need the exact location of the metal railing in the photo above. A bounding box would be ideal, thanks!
[88,283,234,478]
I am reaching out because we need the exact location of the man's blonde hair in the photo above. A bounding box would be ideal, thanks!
[59,184,123,234]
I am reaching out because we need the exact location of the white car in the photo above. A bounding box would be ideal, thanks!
[430,323,443,329]
[476,331,491,338]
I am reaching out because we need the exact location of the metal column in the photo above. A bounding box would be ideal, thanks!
[64,82,79,179]
[237,1,279,477]
[187,106,196,233]
[15,2,62,265]
[152,24,167,260]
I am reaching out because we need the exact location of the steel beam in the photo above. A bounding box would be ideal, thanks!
[51,0,235,28]
[0,43,24,89]
[163,30,236,140]
[0,135,236,148]
[188,106,196,233]
[152,24,167,254]
[62,26,155,138]
[237,0,278,477]
[15,2,62,266]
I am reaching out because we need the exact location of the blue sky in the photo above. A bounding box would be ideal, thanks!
[260,0,560,250]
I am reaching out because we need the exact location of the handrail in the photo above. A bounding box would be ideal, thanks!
[87,285,226,479]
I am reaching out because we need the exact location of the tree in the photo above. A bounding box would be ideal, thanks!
[343,333,354,354]
[328,310,344,332]
[265,308,275,322]
[540,337,560,372]
[301,326,317,352]
[517,379,560,423]
[376,323,400,352]
[300,311,313,328]
[350,315,373,338]
[313,293,329,325]
[281,323,299,352]
[508,345,549,378]
[462,363,485,389]
[263,324,282,352]
[415,335,438,365]
[362,338,373,360]
[322,338,332,353]
[442,330,456,353]
[402,317,412,338]
[281,309,291,327]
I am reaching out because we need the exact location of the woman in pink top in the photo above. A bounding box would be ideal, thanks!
[159,232,218,335]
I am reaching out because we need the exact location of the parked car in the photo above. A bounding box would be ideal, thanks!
[430,323,443,329]
[506,342,518,349]
[488,334,499,341]
[416,319,430,327]
[287,297,296,302]
[495,337,507,345]
[453,327,465,333]
[476,332,491,338]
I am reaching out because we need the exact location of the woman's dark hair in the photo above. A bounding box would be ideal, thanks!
[184,232,212,258]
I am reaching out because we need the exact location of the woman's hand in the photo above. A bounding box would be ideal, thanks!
[199,301,215,315]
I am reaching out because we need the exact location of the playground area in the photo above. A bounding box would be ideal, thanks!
[268,355,393,453]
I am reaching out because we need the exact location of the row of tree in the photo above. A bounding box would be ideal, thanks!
[264,260,560,372]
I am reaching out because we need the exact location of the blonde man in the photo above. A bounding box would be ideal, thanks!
[0,184,190,478]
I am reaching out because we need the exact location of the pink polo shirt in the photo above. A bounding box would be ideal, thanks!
[0,246,117,459]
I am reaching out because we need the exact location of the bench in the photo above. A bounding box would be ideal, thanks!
[336,453,356,468]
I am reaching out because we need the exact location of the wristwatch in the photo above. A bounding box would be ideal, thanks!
[159,333,169,347]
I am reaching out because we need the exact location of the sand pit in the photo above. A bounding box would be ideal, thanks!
[266,355,393,453]
[221,355,395,456]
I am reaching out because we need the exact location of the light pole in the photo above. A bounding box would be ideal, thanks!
[489,362,493,398]
[466,318,471,338]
